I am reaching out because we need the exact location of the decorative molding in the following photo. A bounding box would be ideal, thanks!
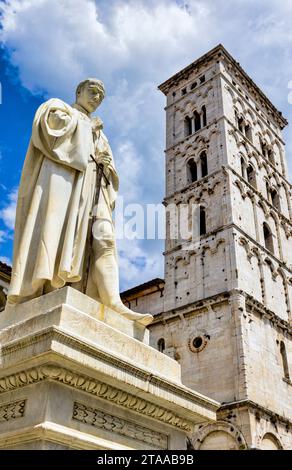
[0,422,131,450]
[154,287,292,337]
[188,332,209,353]
[154,291,231,324]
[233,223,292,274]
[0,365,193,432]
[1,327,151,383]
[220,398,292,429]
[244,293,292,336]
[164,167,224,202]
[264,258,278,280]
[73,402,168,449]
[0,400,26,422]
[165,219,292,276]
[238,236,253,261]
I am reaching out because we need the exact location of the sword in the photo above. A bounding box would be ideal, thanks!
[82,153,110,293]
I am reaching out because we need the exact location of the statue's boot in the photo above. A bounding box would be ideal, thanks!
[91,247,154,326]
[107,300,153,326]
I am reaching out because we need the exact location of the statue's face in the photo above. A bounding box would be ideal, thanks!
[76,82,104,114]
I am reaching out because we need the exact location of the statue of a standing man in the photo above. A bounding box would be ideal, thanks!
[7,79,153,326]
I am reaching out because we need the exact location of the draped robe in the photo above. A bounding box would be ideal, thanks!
[8,98,119,304]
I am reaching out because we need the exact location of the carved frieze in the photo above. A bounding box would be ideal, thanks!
[0,400,26,422]
[0,365,192,432]
[73,402,168,449]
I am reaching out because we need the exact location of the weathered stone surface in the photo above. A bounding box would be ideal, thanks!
[1,45,291,450]
[0,287,218,449]
[126,45,292,450]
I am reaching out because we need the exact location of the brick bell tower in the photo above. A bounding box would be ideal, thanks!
[150,44,292,450]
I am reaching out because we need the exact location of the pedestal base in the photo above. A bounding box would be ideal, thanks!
[0,287,218,449]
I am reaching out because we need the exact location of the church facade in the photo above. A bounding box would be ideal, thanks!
[121,45,292,450]
[1,45,292,450]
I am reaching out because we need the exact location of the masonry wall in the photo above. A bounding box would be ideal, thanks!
[243,306,292,419]
[123,289,164,316]
[163,227,237,312]
[153,47,292,449]
[150,298,244,403]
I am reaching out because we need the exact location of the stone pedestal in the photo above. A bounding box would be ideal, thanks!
[0,287,218,449]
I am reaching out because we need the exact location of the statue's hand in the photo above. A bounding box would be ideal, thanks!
[96,151,111,168]
[48,110,71,130]
[91,117,103,133]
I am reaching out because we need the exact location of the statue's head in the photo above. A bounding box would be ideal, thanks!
[75,78,105,114]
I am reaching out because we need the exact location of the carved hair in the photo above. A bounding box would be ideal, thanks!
[75,78,105,99]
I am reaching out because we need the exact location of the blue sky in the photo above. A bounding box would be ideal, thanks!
[1,0,292,291]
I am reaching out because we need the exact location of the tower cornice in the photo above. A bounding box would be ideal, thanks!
[158,44,288,129]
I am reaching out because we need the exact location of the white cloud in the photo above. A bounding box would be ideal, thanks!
[114,139,142,202]
[0,230,7,244]
[117,237,163,291]
[0,187,18,230]
[0,0,208,96]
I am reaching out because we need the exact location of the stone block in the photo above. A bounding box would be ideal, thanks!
[0,287,218,449]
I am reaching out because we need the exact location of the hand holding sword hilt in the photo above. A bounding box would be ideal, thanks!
[90,153,110,186]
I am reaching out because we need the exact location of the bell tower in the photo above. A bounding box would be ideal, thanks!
[150,44,292,450]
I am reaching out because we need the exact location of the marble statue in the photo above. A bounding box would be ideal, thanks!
[7,78,153,326]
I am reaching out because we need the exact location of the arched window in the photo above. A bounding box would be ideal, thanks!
[271,189,281,211]
[194,111,201,132]
[200,206,206,236]
[201,105,207,127]
[260,138,268,158]
[184,116,192,136]
[187,159,197,183]
[246,165,256,188]
[245,124,253,142]
[267,148,275,165]
[200,152,208,177]
[280,341,290,380]
[237,116,244,134]
[261,433,282,450]
[157,338,165,353]
[263,222,274,253]
[266,181,271,202]
[241,157,245,178]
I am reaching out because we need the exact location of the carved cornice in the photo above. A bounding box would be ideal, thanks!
[0,365,193,432]
[164,168,224,203]
[1,327,152,382]
[153,291,231,324]
[73,402,168,449]
[219,399,292,429]
[244,293,292,336]
[233,224,292,274]
[153,287,292,336]
[226,121,290,185]
[164,220,292,275]
[165,120,220,153]
[229,165,292,228]
[159,45,287,131]
[1,326,216,411]
[165,231,227,261]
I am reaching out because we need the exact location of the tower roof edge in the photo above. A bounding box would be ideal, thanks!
[158,44,288,129]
